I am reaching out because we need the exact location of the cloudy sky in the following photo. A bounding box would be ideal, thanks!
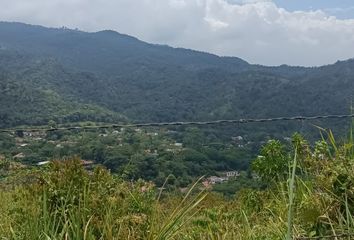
[1,0,354,66]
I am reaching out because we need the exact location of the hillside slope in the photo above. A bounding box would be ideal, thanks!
[0,22,353,130]
[0,50,125,127]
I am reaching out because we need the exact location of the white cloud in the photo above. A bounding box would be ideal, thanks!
[1,0,354,66]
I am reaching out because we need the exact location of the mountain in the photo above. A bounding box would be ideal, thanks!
[0,22,353,133]
[0,50,125,127]
[0,22,250,75]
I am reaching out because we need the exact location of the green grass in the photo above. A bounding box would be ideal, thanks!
[286,148,297,240]
[1,128,354,239]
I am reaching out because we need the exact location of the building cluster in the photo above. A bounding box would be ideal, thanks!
[202,171,241,188]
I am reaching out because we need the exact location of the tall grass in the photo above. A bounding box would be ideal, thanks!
[0,160,208,239]
[1,126,354,239]
[286,149,297,240]
[151,177,207,240]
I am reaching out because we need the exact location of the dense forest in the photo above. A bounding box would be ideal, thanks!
[0,22,352,130]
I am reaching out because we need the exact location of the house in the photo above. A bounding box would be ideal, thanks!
[173,143,183,147]
[81,160,94,166]
[157,187,166,192]
[231,136,243,141]
[147,132,158,136]
[37,161,50,166]
[225,171,240,178]
[23,131,45,138]
[36,160,94,167]
[207,176,226,185]
[23,132,33,137]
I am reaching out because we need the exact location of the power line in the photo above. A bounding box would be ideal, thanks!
[0,114,353,133]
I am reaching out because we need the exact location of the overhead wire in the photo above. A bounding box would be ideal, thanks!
[0,114,353,133]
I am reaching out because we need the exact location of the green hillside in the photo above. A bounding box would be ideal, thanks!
[0,50,125,127]
[0,22,352,132]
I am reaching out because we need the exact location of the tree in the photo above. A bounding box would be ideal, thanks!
[252,140,289,182]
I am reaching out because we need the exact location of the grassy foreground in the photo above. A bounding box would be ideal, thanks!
[0,130,354,239]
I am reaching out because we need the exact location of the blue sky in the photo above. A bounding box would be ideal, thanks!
[274,0,354,19]
[274,0,353,10]
[229,0,354,19]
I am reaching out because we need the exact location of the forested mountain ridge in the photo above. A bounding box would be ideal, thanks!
[0,50,126,127]
[0,22,353,129]
[0,22,250,75]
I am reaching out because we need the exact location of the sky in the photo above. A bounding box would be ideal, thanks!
[1,0,354,66]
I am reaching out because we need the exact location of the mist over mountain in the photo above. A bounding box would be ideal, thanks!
[0,22,353,130]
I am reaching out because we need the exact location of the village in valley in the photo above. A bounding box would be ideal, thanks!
[0,125,259,193]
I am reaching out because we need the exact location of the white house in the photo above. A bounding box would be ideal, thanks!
[225,171,240,178]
